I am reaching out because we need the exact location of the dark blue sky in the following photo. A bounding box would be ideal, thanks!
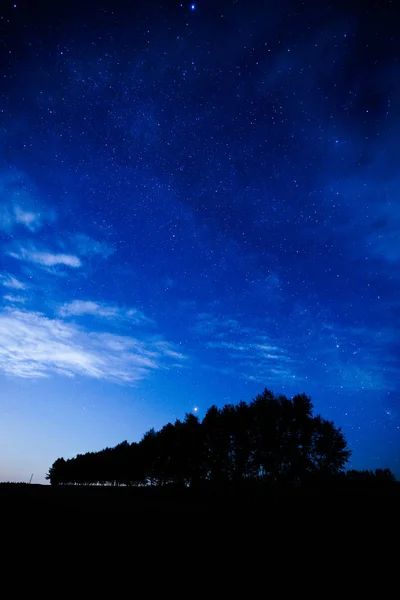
[1,0,399,482]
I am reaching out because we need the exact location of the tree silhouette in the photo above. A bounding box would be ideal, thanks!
[202,405,232,484]
[346,468,396,484]
[310,416,351,475]
[46,388,360,487]
[46,457,66,486]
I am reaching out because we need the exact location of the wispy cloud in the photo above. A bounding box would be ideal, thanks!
[332,362,394,393]
[72,234,114,259]
[0,205,14,232]
[193,312,296,384]
[0,170,55,233]
[13,206,43,232]
[192,307,400,392]
[0,309,186,383]
[154,340,186,360]
[0,275,26,290]
[191,313,242,337]
[309,323,400,393]
[58,300,154,325]
[206,341,281,354]
[3,295,26,304]
[206,340,295,382]
[202,362,299,386]
[0,205,44,232]
[9,247,81,268]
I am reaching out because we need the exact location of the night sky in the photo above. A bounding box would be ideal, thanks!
[1,0,399,483]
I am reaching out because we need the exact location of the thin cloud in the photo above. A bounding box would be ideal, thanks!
[206,341,248,351]
[13,206,42,231]
[202,362,300,386]
[307,323,400,393]
[154,340,186,360]
[0,172,54,233]
[193,311,295,382]
[0,205,14,232]
[4,295,26,304]
[191,313,241,336]
[59,300,119,318]
[327,361,396,393]
[72,234,115,259]
[59,300,154,325]
[1,275,26,290]
[0,205,44,233]
[0,308,186,383]
[206,341,281,353]
[9,248,81,268]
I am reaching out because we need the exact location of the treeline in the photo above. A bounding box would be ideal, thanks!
[346,469,396,482]
[47,389,357,486]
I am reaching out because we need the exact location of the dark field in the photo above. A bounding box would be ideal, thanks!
[1,481,399,513]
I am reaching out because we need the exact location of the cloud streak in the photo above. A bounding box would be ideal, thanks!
[13,206,43,231]
[1,275,26,290]
[0,169,55,233]
[58,300,154,325]
[3,295,26,304]
[9,248,81,268]
[193,312,296,384]
[0,309,186,383]
[72,234,115,259]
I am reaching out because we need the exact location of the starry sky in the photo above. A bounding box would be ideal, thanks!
[1,0,399,483]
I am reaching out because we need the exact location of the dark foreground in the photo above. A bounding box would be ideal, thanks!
[1,481,399,513]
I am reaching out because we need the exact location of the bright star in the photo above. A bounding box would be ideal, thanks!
[193,406,199,412]
[191,3,196,10]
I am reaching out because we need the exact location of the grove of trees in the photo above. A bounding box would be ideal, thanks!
[46,389,354,487]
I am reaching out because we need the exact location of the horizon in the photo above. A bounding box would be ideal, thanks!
[0,0,399,483]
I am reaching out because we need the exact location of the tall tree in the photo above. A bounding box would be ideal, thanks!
[310,416,351,475]
[46,457,66,486]
[202,405,232,484]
